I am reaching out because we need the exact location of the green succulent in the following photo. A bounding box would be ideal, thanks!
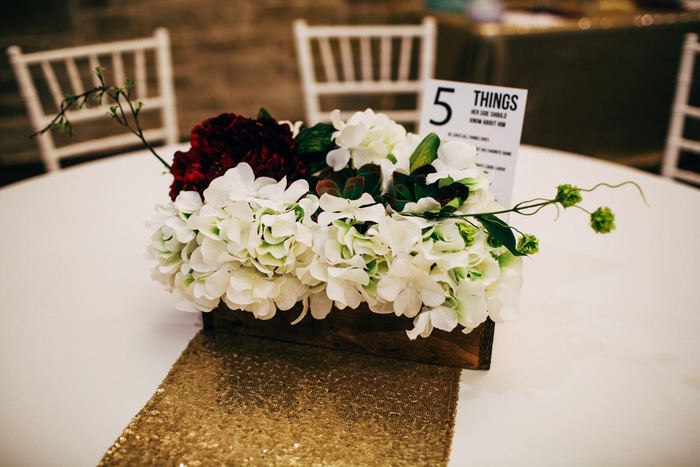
[315,164,382,200]
[382,165,469,219]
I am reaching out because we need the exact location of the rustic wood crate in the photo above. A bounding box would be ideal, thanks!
[202,302,495,369]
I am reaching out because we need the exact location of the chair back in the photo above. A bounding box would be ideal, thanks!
[293,17,436,129]
[7,28,178,172]
[662,33,700,185]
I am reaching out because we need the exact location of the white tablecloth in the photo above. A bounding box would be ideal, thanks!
[1,145,698,466]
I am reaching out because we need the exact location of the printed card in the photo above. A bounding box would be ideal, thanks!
[419,79,528,206]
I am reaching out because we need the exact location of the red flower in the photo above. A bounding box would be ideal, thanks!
[169,113,306,200]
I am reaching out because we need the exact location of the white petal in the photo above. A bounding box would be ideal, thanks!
[188,247,215,273]
[376,275,405,302]
[328,267,369,286]
[205,270,231,298]
[274,288,299,310]
[282,179,310,203]
[203,175,233,207]
[354,192,378,208]
[172,290,199,312]
[440,140,476,167]
[290,297,309,325]
[324,278,348,304]
[452,167,480,181]
[424,171,444,185]
[252,299,276,320]
[378,216,421,255]
[308,259,329,282]
[326,148,351,171]
[319,193,350,212]
[317,211,345,227]
[257,177,287,200]
[310,292,333,319]
[394,288,422,318]
[330,109,343,130]
[406,312,432,340]
[261,211,297,238]
[335,121,368,147]
[226,163,258,200]
[174,191,203,213]
[419,277,447,307]
[354,203,386,224]
[429,306,459,332]
[350,146,380,168]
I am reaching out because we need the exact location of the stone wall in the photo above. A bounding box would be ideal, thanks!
[0,0,423,166]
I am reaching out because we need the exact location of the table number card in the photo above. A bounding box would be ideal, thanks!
[419,79,528,206]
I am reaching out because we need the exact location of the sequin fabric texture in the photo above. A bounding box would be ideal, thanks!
[100,330,461,466]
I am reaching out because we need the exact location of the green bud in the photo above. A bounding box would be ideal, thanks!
[555,184,582,208]
[293,204,305,221]
[486,234,502,249]
[456,222,476,247]
[57,121,71,134]
[365,259,378,277]
[590,207,616,234]
[451,266,468,280]
[516,234,539,255]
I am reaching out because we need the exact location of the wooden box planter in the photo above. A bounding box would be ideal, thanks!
[202,302,495,369]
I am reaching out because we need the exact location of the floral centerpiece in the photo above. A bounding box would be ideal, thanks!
[147,107,630,340]
[42,70,638,346]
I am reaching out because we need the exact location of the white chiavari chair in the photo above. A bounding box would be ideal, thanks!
[293,17,436,129]
[662,33,700,185]
[7,28,178,172]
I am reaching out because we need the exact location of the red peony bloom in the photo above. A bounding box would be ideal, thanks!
[169,113,306,200]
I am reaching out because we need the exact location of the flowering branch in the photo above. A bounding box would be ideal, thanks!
[403,180,645,257]
[35,67,171,171]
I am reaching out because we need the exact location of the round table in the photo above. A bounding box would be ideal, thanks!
[1,145,698,466]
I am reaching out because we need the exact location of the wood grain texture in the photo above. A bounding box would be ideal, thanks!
[202,302,494,369]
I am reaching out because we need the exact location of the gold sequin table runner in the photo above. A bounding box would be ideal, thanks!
[100,330,461,466]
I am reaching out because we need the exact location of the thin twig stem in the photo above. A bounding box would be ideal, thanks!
[35,68,171,171]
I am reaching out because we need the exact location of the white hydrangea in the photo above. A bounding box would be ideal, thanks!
[147,163,319,317]
[326,109,407,170]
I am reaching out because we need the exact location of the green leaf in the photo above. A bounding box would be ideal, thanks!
[413,182,427,201]
[475,213,524,256]
[343,177,365,200]
[295,122,337,155]
[445,197,461,209]
[395,184,412,200]
[356,164,382,196]
[382,194,406,212]
[409,132,440,172]
[257,108,272,119]
[438,176,455,189]
[316,179,340,197]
